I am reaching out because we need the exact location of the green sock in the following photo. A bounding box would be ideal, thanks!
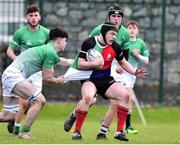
[13,125,20,135]
[21,125,31,132]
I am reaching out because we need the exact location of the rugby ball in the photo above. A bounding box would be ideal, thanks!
[86,49,103,62]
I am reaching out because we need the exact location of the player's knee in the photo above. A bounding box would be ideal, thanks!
[38,96,46,106]
[29,90,46,105]
[41,97,46,106]
[1,111,15,121]
[110,100,118,109]
[117,91,129,103]
[91,97,97,105]
[84,96,93,105]
[123,91,130,102]
[21,101,29,110]
[129,93,135,102]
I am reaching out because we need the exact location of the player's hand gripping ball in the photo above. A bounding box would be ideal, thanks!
[86,49,104,65]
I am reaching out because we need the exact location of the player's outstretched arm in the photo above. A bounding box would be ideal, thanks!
[118,58,148,77]
[134,68,148,77]
[58,57,74,66]
[42,67,64,84]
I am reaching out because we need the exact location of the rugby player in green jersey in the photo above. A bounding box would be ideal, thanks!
[1,27,68,139]
[1,4,73,136]
[97,20,149,136]
[5,4,49,135]
[121,20,149,134]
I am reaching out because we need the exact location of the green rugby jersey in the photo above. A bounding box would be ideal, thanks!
[90,24,130,50]
[128,38,150,69]
[12,42,60,78]
[9,25,49,52]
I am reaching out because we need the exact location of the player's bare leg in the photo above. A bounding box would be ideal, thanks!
[13,98,30,135]
[0,110,15,122]
[97,82,129,141]
[125,88,138,134]
[12,80,46,139]
[64,96,97,132]
[0,97,18,122]
[0,96,19,134]
[103,100,117,126]
[96,100,117,140]
[71,81,96,140]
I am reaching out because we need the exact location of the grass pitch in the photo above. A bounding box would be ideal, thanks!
[0,103,179,144]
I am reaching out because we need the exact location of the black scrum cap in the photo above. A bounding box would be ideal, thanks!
[100,22,117,44]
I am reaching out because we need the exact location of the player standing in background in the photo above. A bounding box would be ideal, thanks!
[95,12,149,138]
[64,22,147,141]
[90,3,130,59]
[120,20,149,134]
[1,27,68,139]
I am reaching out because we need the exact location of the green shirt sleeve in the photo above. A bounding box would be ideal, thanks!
[43,48,60,69]
[122,30,130,50]
[141,40,150,57]
[9,29,21,50]
[43,43,60,69]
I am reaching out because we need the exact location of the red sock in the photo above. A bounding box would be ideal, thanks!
[116,106,128,132]
[74,109,88,132]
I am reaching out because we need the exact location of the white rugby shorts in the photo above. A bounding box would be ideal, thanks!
[2,65,42,97]
[111,63,136,88]
[27,71,42,91]
[2,65,25,97]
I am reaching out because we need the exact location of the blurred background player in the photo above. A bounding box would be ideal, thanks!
[96,20,150,138]
[90,3,130,59]
[64,22,147,141]
[97,20,150,136]
[1,27,68,139]
[120,20,150,133]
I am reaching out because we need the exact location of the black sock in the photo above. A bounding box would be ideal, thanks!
[126,114,131,129]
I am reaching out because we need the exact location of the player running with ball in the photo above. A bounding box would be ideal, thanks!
[64,22,147,141]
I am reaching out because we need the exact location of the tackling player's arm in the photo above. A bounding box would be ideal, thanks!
[42,67,64,84]
[58,57,74,66]
[42,50,65,84]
